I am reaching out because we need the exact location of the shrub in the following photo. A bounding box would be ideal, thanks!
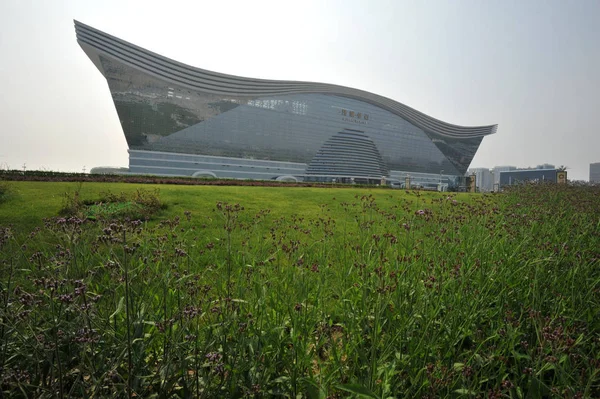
[59,185,85,217]
[83,189,165,221]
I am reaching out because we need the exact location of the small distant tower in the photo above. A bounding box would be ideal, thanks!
[590,162,600,183]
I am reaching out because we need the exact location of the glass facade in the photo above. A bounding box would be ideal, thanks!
[75,21,496,188]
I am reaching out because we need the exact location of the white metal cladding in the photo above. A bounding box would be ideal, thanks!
[74,20,497,140]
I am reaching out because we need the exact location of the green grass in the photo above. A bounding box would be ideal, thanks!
[0,181,473,233]
[0,181,9,204]
[0,181,598,398]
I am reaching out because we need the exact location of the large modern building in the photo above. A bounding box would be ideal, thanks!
[76,21,497,188]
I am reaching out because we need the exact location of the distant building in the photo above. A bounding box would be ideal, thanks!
[492,166,517,188]
[499,168,558,187]
[468,168,494,192]
[536,163,555,170]
[591,162,600,183]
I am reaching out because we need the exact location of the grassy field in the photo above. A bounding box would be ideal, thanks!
[0,181,599,398]
[0,181,474,234]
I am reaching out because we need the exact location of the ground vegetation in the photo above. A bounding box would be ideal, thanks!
[0,181,598,397]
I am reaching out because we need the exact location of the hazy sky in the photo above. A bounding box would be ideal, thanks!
[1,0,598,180]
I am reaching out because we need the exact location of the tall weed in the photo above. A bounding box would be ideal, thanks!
[0,183,598,397]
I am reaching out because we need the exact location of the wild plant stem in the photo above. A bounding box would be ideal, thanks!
[123,229,132,399]
[0,257,14,376]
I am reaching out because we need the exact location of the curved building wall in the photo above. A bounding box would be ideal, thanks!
[75,21,496,183]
